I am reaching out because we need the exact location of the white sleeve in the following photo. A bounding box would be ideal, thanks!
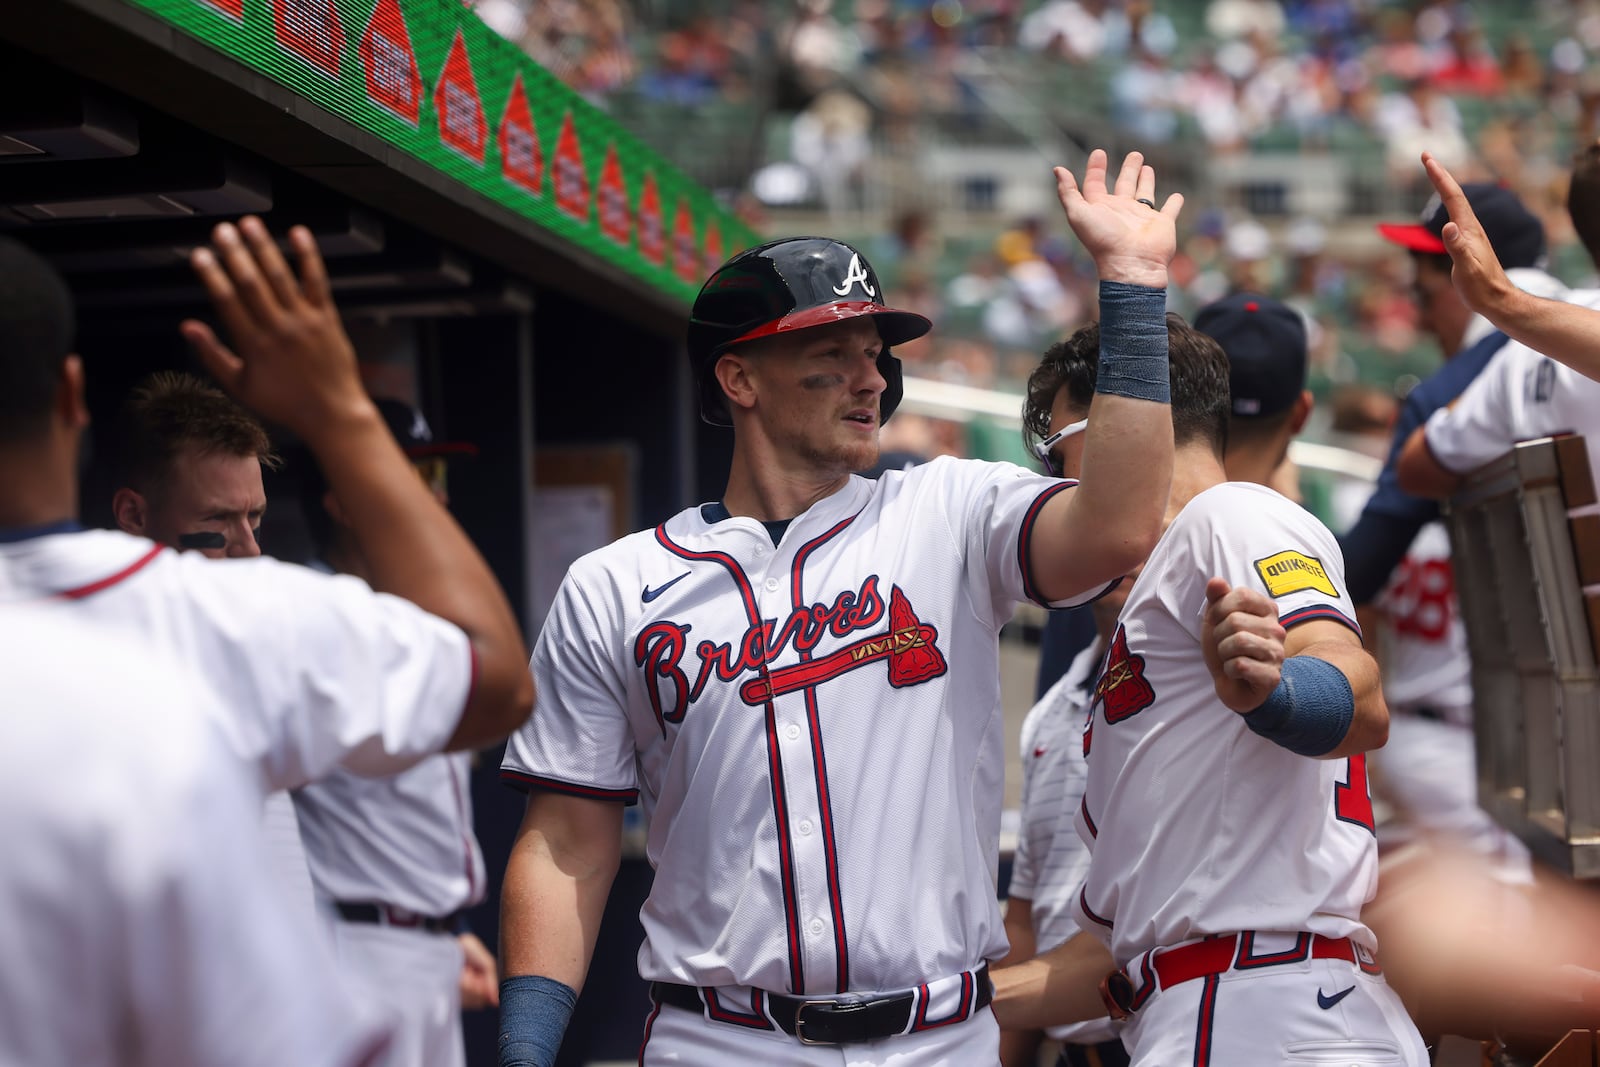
[501,561,638,802]
[1223,495,1359,636]
[168,555,475,790]
[1423,348,1525,474]
[933,458,1114,623]
[126,715,393,1067]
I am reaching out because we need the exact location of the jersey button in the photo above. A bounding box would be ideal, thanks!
[785,723,801,741]
[765,577,780,592]
[808,918,825,936]
[798,819,813,835]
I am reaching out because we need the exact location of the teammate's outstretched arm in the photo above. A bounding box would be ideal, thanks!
[498,792,623,1067]
[990,930,1117,1031]
[1424,150,1600,381]
[1028,150,1180,602]
[1394,422,1464,499]
[183,218,534,750]
[1203,579,1387,759]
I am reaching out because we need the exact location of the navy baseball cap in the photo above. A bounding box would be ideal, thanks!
[1193,293,1307,419]
[373,397,477,459]
[1376,182,1546,269]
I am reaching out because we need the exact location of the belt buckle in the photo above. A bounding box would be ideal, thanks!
[793,999,863,1046]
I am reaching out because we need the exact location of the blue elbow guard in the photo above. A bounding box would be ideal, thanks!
[1095,280,1170,404]
[1244,655,1354,757]
[498,975,577,1067]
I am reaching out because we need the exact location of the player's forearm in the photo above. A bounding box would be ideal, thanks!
[499,804,622,989]
[990,931,1115,1030]
[306,405,534,750]
[1395,426,1463,500]
[998,1026,1045,1067]
[1474,286,1600,378]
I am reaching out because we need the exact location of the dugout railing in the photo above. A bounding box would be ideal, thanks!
[1447,434,1600,881]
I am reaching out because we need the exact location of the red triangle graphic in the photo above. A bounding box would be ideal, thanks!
[435,30,486,164]
[672,198,699,284]
[359,0,421,125]
[703,218,723,275]
[637,172,664,266]
[272,0,344,78]
[550,112,590,222]
[498,73,542,195]
[598,144,631,246]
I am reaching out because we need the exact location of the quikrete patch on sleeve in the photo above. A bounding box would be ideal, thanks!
[1253,551,1339,598]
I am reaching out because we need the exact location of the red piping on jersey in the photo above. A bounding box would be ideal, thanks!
[704,988,774,1029]
[656,526,809,994]
[1016,481,1075,607]
[498,769,638,803]
[55,544,164,600]
[1279,604,1361,639]
[635,998,662,1066]
[790,513,858,993]
[1233,931,1311,969]
[1079,885,1114,929]
[911,970,974,1031]
[1192,974,1220,1066]
[1081,799,1098,839]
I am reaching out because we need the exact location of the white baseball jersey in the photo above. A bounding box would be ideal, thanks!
[294,749,485,918]
[0,606,391,1067]
[1011,636,1120,1046]
[1424,288,1600,486]
[1374,521,1472,713]
[0,528,475,791]
[1073,482,1377,966]
[503,456,1113,996]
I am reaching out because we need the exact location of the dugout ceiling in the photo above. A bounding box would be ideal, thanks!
[0,0,759,333]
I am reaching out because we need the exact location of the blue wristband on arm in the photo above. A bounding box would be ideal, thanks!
[498,975,578,1067]
[1244,655,1354,757]
[1094,280,1170,404]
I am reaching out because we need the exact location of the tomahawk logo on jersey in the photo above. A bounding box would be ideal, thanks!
[1074,481,1377,969]
[503,456,1113,996]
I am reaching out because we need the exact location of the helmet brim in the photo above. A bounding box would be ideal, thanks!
[723,300,932,350]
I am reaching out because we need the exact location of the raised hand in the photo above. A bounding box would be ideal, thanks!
[181,217,372,444]
[1201,577,1287,713]
[1054,149,1183,289]
[1421,151,1517,316]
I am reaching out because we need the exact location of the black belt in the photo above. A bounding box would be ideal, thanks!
[333,900,464,936]
[651,965,992,1045]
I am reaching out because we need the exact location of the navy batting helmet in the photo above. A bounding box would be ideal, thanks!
[686,237,932,426]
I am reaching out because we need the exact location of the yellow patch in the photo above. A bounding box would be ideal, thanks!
[1253,550,1338,599]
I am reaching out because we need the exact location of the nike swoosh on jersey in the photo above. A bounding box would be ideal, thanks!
[642,573,689,603]
[1317,985,1355,1010]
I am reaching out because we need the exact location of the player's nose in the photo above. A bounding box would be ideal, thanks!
[228,523,262,558]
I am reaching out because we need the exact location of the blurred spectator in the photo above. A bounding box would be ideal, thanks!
[1374,78,1470,182]
[1111,46,1179,144]
[1206,0,1286,42]
[789,88,873,213]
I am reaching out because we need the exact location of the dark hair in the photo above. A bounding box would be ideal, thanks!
[0,236,75,444]
[1569,141,1600,266]
[115,371,279,496]
[1024,313,1231,459]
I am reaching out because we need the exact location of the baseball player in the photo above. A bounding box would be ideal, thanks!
[1398,152,1600,501]
[292,396,495,1067]
[0,224,532,822]
[108,370,318,919]
[497,149,1182,1065]
[0,605,391,1067]
[989,314,1428,1066]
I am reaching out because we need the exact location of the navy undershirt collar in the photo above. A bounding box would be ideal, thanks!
[700,501,792,547]
[0,519,83,543]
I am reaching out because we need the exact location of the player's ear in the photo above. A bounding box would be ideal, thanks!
[322,488,350,529]
[111,487,148,536]
[55,354,90,431]
[1290,390,1314,435]
[715,349,760,416]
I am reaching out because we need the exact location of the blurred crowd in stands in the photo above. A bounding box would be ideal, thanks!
[469,0,1600,468]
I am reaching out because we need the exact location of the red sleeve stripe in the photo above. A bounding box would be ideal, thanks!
[499,770,638,803]
[1017,481,1076,607]
[56,545,164,600]
[1279,604,1361,639]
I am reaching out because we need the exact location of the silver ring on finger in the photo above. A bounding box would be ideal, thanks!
[1136,198,1156,209]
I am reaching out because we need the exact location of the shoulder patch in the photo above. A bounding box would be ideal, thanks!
[1253,550,1338,599]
